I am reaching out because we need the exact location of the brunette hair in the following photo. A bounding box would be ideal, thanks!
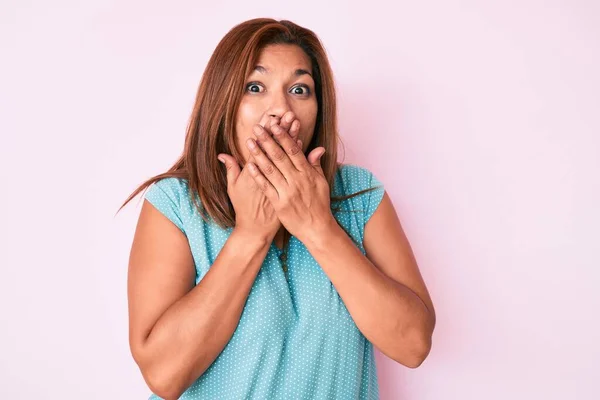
[117,18,381,230]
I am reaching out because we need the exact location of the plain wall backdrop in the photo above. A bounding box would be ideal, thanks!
[1,0,599,399]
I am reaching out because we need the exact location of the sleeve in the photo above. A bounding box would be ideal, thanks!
[143,178,186,235]
[361,167,385,226]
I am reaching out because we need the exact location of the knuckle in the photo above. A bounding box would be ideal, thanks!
[263,163,275,175]
[287,144,301,156]
[271,150,286,162]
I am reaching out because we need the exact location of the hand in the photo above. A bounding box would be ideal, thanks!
[245,112,335,243]
[217,112,302,242]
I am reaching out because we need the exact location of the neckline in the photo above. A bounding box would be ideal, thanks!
[271,235,293,254]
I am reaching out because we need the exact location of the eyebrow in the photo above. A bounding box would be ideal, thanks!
[253,65,312,78]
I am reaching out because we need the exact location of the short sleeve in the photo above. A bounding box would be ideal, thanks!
[144,177,186,235]
[361,168,385,225]
[336,164,385,229]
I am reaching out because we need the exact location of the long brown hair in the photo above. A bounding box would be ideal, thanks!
[117,18,380,230]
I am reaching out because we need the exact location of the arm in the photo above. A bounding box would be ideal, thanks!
[303,192,436,368]
[237,116,435,367]
[128,200,270,400]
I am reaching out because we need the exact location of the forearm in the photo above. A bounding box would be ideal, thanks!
[303,222,434,368]
[140,229,270,399]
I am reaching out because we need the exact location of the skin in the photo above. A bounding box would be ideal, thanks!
[127,40,434,400]
[228,48,436,368]
[234,43,318,163]
[219,44,323,248]
[235,93,436,368]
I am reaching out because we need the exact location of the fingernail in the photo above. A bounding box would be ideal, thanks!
[285,113,294,123]
[218,156,225,163]
[253,125,263,136]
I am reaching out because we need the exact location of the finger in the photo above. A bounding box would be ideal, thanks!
[297,139,306,155]
[252,124,297,175]
[258,112,271,129]
[247,161,279,202]
[241,152,257,178]
[258,114,278,138]
[217,153,241,189]
[267,116,281,132]
[246,130,289,189]
[270,122,311,171]
[269,115,298,144]
[307,147,326,175]
[279,111,295,132]
[289,119,300,140]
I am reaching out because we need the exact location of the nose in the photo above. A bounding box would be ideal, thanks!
[266,89,291,119]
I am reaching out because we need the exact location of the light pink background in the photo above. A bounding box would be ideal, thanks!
[1,1,599,399]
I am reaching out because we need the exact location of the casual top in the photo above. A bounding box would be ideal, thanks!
[143,163,385,400]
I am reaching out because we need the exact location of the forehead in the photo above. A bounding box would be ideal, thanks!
[254,44,312,71]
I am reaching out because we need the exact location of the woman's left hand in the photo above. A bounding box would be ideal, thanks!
[245,114,336,243]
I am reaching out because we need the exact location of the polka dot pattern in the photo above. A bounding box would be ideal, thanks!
[143,164,385,399]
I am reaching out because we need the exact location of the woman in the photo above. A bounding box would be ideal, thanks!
[120,18,436,400]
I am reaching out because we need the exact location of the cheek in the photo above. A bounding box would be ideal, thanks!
[235,101,262,147]
[295,102,318,141]
[235,102,259,134]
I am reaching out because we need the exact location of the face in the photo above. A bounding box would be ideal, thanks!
[234,44,318,163]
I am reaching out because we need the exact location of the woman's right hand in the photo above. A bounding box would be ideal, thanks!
[218,111,301,243]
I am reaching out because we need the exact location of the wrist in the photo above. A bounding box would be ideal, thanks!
[299,216,343,251]
[231,227,271,250]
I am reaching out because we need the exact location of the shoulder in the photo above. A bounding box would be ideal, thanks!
[333,163,386,228]
[145,177,190,203]
[143,177,191,234]
[334,163,384,195]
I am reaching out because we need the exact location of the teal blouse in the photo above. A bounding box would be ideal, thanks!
[144,163,385,399]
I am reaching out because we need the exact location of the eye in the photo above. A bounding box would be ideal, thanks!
[290,85,311,96]
[245,82,264,93]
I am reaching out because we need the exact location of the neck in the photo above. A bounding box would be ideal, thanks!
[274,227,288,250]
